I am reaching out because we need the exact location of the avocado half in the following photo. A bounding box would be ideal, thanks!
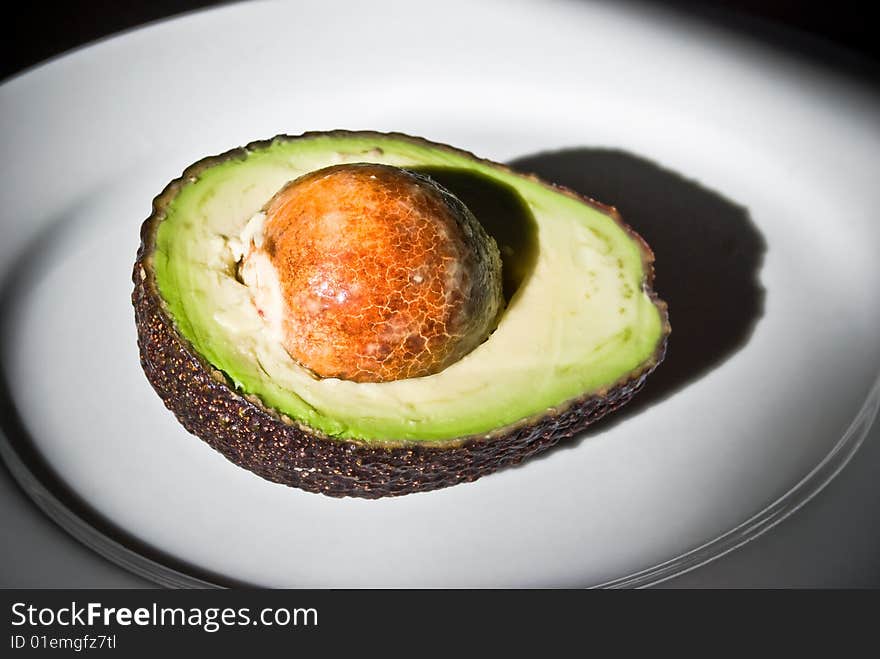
[132,131,669,498]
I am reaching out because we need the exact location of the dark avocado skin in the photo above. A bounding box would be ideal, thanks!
[132,131,669,498]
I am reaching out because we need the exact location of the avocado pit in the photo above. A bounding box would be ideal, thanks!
[237,163,503,383]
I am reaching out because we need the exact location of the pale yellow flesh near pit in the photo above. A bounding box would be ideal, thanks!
[153,135,664,441]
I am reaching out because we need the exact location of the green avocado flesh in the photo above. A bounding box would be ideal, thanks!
[153,134,664,442]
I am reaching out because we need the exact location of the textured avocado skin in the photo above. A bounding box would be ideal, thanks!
[132,131,669,498]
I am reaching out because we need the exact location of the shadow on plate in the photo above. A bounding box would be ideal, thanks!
[508,147,767,450]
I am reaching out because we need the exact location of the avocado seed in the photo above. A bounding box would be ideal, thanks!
[239,163,503,383]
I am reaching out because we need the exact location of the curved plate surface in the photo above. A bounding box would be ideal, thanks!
[1,0,879,587]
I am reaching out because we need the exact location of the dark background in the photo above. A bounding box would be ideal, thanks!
[3,1,878,83]
[2,1,878,588]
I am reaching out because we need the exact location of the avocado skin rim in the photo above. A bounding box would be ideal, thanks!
[132,131,669,499]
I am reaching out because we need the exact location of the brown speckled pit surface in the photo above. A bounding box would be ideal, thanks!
[132,130,669,498]
[257,163,502,383]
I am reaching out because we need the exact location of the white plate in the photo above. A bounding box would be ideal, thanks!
[1,0,879,587]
